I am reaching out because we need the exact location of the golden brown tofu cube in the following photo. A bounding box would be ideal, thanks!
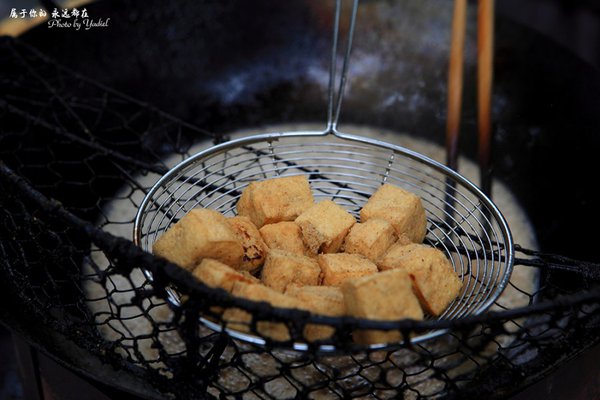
[396,234,414,247]
[222,282,302,341]
[192,259,259,317]
[260,250,322,292]
[318,253,378,287]
[259,222,310,256]
[285,285,345,341]
[227,216,268,272]
[378,243,423,271]
[152,209,244,270]
[342,269,424,345]
[360,184,427,243]
[342,218,398,262]
[236,176,314,228]
[192,258,260,292]
[295,200,356,254]
[377,243,462,316]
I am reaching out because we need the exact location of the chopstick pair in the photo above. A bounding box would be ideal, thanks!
[446,0,495,197]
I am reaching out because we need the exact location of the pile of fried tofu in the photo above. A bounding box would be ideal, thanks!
[152,176,462,344]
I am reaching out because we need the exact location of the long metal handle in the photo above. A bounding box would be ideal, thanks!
[325,0,359,135]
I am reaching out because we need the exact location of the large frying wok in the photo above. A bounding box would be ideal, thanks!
[2,0,599,397]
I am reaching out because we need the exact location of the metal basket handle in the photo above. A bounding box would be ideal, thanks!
[326,0,359,136]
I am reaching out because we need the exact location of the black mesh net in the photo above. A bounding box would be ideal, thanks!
[1,36,599,399]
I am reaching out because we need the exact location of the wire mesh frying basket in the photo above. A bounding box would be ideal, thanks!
[134,129,514,349]
[133,0,513,349]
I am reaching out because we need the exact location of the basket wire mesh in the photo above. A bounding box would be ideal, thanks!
[134,0,513,348]
[134,131,514,349]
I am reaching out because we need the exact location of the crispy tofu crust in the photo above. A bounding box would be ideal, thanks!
[222,282,302,341]
[378,243,462,316]
[236,176,314,228]
[295,200,356,254]
[259,221,311,256]
[285,285,345,314]
[318,253,378,286]
[360,184,427,243]
[192,258,259,292]
[285,285,345,341]
[260,250,322,292]
[342,269,423,344]
[152,209,244,270]
[342,218,398,261]
[227,216,268,272]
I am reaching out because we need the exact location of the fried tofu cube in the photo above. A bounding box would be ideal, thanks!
[260,250,322,292]
[152,209,244,270]
[342,269,424,344]
[285,285,345,314]
[342,218,398,262]
[222,282,303,341]
[192,259,259,317]
[318,253,378,286]
[192,258,260,292]
[377,243,422,271]
[360,184,427,243]
[259,222,310,256]
[396,234,414,247]
[285,285,345,341]
[295,200,356,254]
[377,243,462,316]
[227,216,268,272]
[236,176,314,228]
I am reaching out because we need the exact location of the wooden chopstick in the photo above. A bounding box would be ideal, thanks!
[477,0,495,197]
[445,0,468,173]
